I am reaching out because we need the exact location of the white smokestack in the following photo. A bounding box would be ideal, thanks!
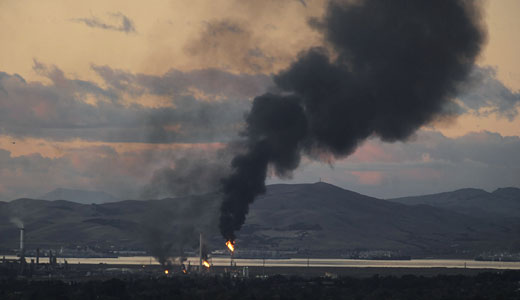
[19,227,24,257]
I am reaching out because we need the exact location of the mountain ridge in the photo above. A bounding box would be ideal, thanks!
[388,186,520,218]
[38,188,120,204]
[0,183,518,257]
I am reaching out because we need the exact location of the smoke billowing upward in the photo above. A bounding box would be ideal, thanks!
[10,217,24,229]
[141,192,222,266]
[200,233,209,261]
[219,0,486,241]
[141,148,234,199]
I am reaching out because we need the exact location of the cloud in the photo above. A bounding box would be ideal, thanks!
[0,129,517,201]
[458,66,520,120]
[0,142,228,201]
[72,12,136,34]
[0,61,272,143]
[1,60,518,200]
[91,64,272,102]
[184,19,277,73]
[270,130,520,198]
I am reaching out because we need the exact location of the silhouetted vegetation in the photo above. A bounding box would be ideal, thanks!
[1,271,520,299]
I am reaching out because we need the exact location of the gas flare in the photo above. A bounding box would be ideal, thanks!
[202,260,211,268]
[164,269,169,275]
[226,240,235,252]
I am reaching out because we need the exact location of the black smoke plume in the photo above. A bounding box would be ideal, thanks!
[219,0,486,241]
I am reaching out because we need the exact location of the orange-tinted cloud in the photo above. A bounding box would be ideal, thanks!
[0,61,270,143]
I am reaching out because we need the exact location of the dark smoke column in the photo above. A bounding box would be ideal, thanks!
[220,0,486,241]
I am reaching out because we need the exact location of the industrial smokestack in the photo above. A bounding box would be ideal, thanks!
[219,0,486,241]
[19,227,24,259]
[199,232,203,269]
[198,232,211,271]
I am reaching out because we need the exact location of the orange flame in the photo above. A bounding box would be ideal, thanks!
[182,269,187,274]
[202,260,211,268]
[226,240,235,252]
[164,269,169,275]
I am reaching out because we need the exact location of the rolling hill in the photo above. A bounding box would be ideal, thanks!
[241,183,518,256]
[387,187,520,218]
[0,183,518,258]
[39,188,120,204]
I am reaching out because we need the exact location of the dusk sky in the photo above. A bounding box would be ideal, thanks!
[0,0,519,201]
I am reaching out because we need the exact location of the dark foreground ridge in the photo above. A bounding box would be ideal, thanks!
[1,271,519,300]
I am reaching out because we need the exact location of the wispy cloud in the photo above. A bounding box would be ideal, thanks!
[185,19,277,73]
[72,12,136,34]
[0,60,272,143]
[458,66,520,120]
[270,130,520,198]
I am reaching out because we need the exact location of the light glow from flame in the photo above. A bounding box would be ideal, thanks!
[202,260,210,268]
[182,269,187,274]
[226,240,235,252]
[164,270,169,275]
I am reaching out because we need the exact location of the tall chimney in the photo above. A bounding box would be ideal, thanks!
[199,232,203,269]
[19,227,24,258]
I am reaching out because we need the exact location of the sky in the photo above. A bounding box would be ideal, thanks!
[0,0,518,200]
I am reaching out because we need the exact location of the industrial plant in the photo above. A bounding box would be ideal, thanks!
[0,227,252,280]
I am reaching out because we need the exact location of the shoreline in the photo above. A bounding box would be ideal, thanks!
[3,256,520,270]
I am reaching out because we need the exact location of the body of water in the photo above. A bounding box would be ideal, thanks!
[3,256,520,270]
